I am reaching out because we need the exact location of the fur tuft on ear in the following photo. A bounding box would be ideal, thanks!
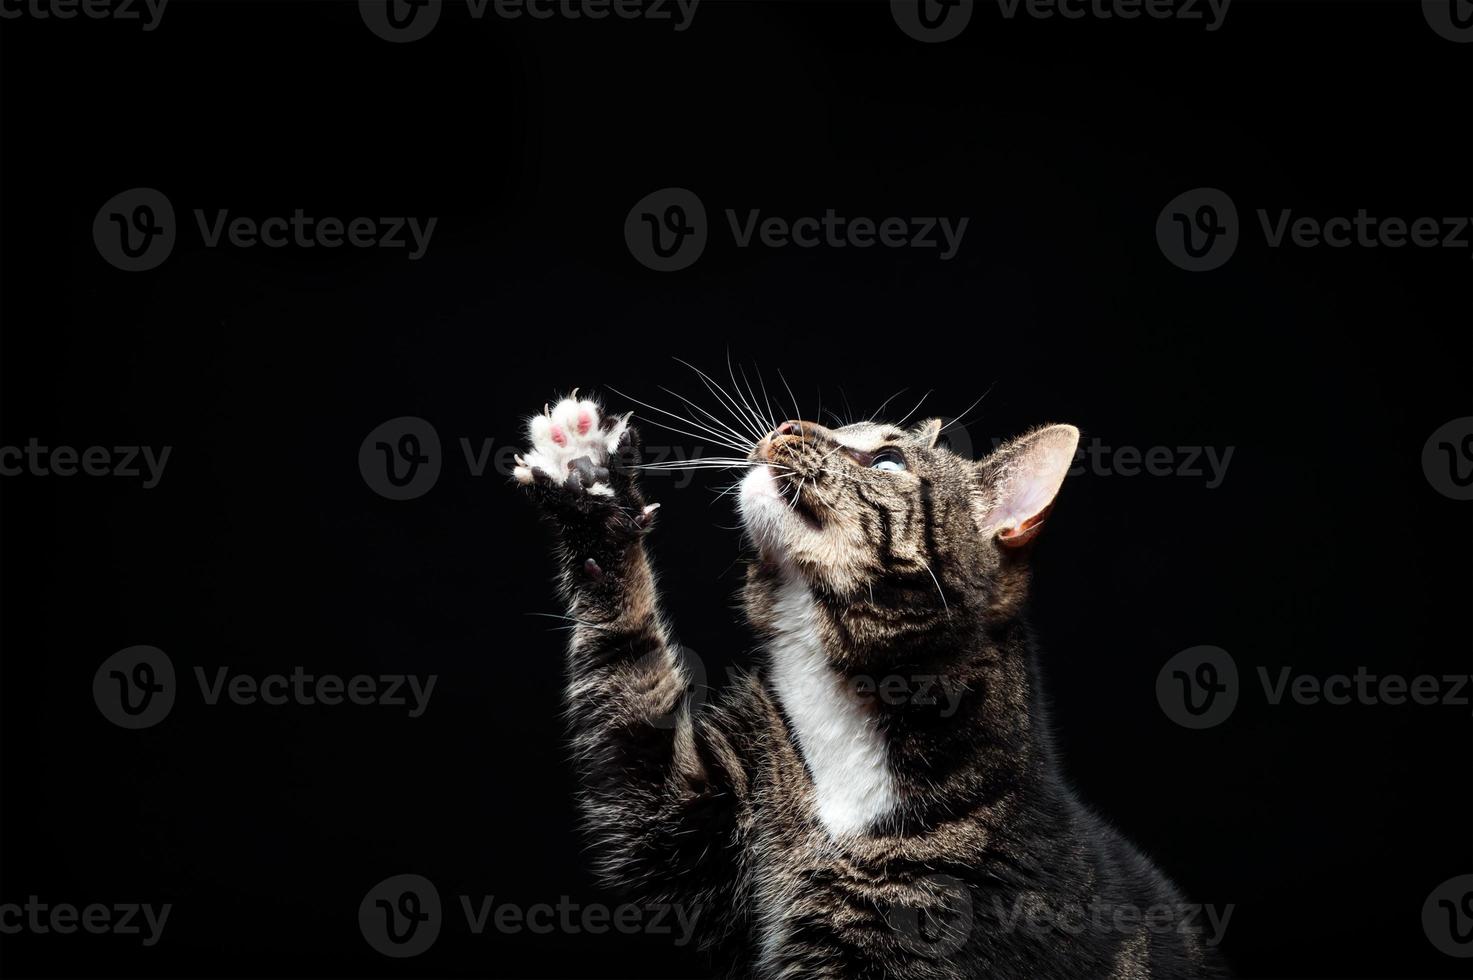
[911,418,944,447]
[976,424,1080,547]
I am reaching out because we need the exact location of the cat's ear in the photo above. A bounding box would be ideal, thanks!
[911,418,944,447]
[976,424,1080,548]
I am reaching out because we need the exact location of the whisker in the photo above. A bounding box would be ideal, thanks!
[631,462,761,470]
[631,414,753,456]
[608,385,755,453]
[868,387,909,422]
[526,612,612,632]
[633,457,761,467]
[921,561,950,614]
[675,358,768,444]
[938,382,998,438]
[777,369,803,426]
[657,385,755,452]
[753,365,780,432]
[893,389,934,429]
[738,362,776,436]
[630,459,765,471]
[727,350,772,444]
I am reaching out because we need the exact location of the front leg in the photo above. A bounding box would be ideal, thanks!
[513,393,658,637]
[515,393,747,946]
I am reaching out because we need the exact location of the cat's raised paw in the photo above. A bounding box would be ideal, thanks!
[513,392,630,498]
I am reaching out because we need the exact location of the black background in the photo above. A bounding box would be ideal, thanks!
[1,0,1470,977]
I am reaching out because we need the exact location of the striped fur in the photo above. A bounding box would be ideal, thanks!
[516,396,1229,979]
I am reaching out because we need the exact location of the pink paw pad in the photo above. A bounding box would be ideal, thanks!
[550,425,567,446]
[577,409,593,435]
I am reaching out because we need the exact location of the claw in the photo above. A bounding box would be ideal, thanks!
[634,502,661,529]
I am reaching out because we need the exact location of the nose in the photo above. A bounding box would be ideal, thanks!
[758,420,828,461]
[773,420,831,443]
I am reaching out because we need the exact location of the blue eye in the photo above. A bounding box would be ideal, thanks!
[871,450,906,473]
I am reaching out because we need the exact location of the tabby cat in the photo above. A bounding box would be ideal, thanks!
[513,388,1228,980]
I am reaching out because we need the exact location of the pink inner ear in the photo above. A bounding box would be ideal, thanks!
[986,426,1080,532]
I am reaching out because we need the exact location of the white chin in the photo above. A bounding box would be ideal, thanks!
[738,465,794,555]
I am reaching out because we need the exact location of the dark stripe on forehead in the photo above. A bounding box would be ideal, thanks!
[919,476,941,572]
[853,485,897,568]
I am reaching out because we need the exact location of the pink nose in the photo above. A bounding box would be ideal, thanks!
[775,421,805,437]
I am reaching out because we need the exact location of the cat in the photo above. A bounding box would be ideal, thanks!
[513,389,1229,980]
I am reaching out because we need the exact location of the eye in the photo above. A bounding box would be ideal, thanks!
[870,449,906,473]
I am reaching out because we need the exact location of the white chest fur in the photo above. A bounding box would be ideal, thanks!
[767,576,899,837]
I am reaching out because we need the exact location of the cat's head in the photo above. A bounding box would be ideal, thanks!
[738,417,1078,650]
